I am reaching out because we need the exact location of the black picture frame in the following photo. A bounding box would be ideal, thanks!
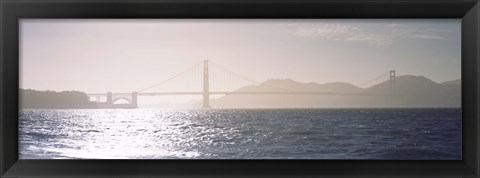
[1,0,479,177]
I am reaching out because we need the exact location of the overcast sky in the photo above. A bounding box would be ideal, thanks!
[20,19,461,103]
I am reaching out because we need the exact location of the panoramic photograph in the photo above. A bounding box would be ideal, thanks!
[19,19,461,159]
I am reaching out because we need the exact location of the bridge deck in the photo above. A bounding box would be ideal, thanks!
[87,92,370,96]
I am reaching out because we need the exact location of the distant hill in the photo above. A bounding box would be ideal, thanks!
[441,79,461,97]
[359,75,460,107]
[208,76,461,108]
[236,79,362,93]
[20,89,97,109]
[441,79,461,85]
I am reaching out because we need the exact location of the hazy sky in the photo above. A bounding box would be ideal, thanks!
[20,19,461,104]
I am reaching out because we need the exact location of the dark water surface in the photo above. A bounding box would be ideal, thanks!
[19,108,461,159]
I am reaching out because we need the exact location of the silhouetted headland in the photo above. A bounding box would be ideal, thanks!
[20,89,97,109]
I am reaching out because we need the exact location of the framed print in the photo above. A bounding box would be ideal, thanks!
[1,0,479,177]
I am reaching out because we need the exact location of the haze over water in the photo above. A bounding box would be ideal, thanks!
[19,19,462,159]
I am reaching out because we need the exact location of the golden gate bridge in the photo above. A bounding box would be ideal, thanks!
[87,60,396,108]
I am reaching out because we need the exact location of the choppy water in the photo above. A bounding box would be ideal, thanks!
[19,108,461,159]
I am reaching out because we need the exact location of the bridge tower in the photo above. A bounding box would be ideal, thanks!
[389,70,396,89]
[107,92,113,105]
[203,60,210,108]
[132,91,138,108]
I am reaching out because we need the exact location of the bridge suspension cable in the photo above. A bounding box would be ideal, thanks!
[138,62,203,92]
[322,71,390,93]
[355,72,390,87]
[133,60,393,94]
[209,62,296,92]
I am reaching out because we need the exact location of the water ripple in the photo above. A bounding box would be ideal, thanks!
[19,108,461,159]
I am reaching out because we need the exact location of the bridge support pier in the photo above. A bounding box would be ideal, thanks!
[389,70,396,90]
[389,70,396,98]
[107,92,113,105]
[132,91,138,108]
[203,60,210,108]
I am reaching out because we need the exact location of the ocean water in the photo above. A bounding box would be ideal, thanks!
[19,108,461,159]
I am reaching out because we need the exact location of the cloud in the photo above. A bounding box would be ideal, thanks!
[386,24,399,28]
[287,24,393,47]
[411,34,445,40]
[426,29,452,33]
[285,23,452,47]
